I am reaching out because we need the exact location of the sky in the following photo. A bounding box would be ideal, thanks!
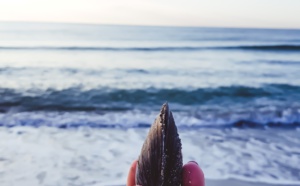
[0,0,300,29]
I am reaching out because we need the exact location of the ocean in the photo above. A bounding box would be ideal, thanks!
[0,22,299,185]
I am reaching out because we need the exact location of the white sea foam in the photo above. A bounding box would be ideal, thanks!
[1,110,300,128]
[0,127,299,186]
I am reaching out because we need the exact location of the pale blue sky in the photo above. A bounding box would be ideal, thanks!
[0,0,299,28]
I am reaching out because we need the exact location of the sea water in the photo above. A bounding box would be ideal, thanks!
[0,22,299,185]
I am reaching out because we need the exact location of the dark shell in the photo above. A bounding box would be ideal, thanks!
[136,103,183,186]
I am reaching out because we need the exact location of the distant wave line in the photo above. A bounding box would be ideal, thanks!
[0,45,300,51]
[1,84,300,112]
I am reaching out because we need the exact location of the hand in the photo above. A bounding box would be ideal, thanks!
[126,160,205,186]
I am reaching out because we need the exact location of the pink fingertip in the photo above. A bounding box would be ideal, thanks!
[182,161,205,186]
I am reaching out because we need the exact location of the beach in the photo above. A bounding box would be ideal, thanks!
[0,22,300,185]
[0,126,299,185]
[206,179,300,186]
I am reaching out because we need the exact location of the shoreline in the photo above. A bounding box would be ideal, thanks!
[108,179,300,186]
[205,179,300,186]
[1,127,299,186]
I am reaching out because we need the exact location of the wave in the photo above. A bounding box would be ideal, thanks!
[1,44,300,51]
[239,60,300,66]
[0,84,300,112]
[1,120,300,129]
[1,111,300,129]
[234,45,300,51]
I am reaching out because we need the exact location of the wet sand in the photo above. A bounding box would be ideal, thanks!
[112,179,300,186]
[206,179,300,186]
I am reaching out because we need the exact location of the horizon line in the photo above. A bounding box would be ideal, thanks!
[1,20,300,31]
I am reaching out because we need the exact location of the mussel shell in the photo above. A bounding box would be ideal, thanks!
[136,103,183,186]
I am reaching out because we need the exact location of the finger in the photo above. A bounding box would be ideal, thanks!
[182,161,205,186]
[126,160,138,186]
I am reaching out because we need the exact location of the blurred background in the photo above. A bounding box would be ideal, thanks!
[0,0,300,186]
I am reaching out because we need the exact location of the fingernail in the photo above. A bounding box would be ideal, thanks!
[188,161,199,165]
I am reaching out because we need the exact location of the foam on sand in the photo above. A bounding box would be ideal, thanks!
[0,127,299,185]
